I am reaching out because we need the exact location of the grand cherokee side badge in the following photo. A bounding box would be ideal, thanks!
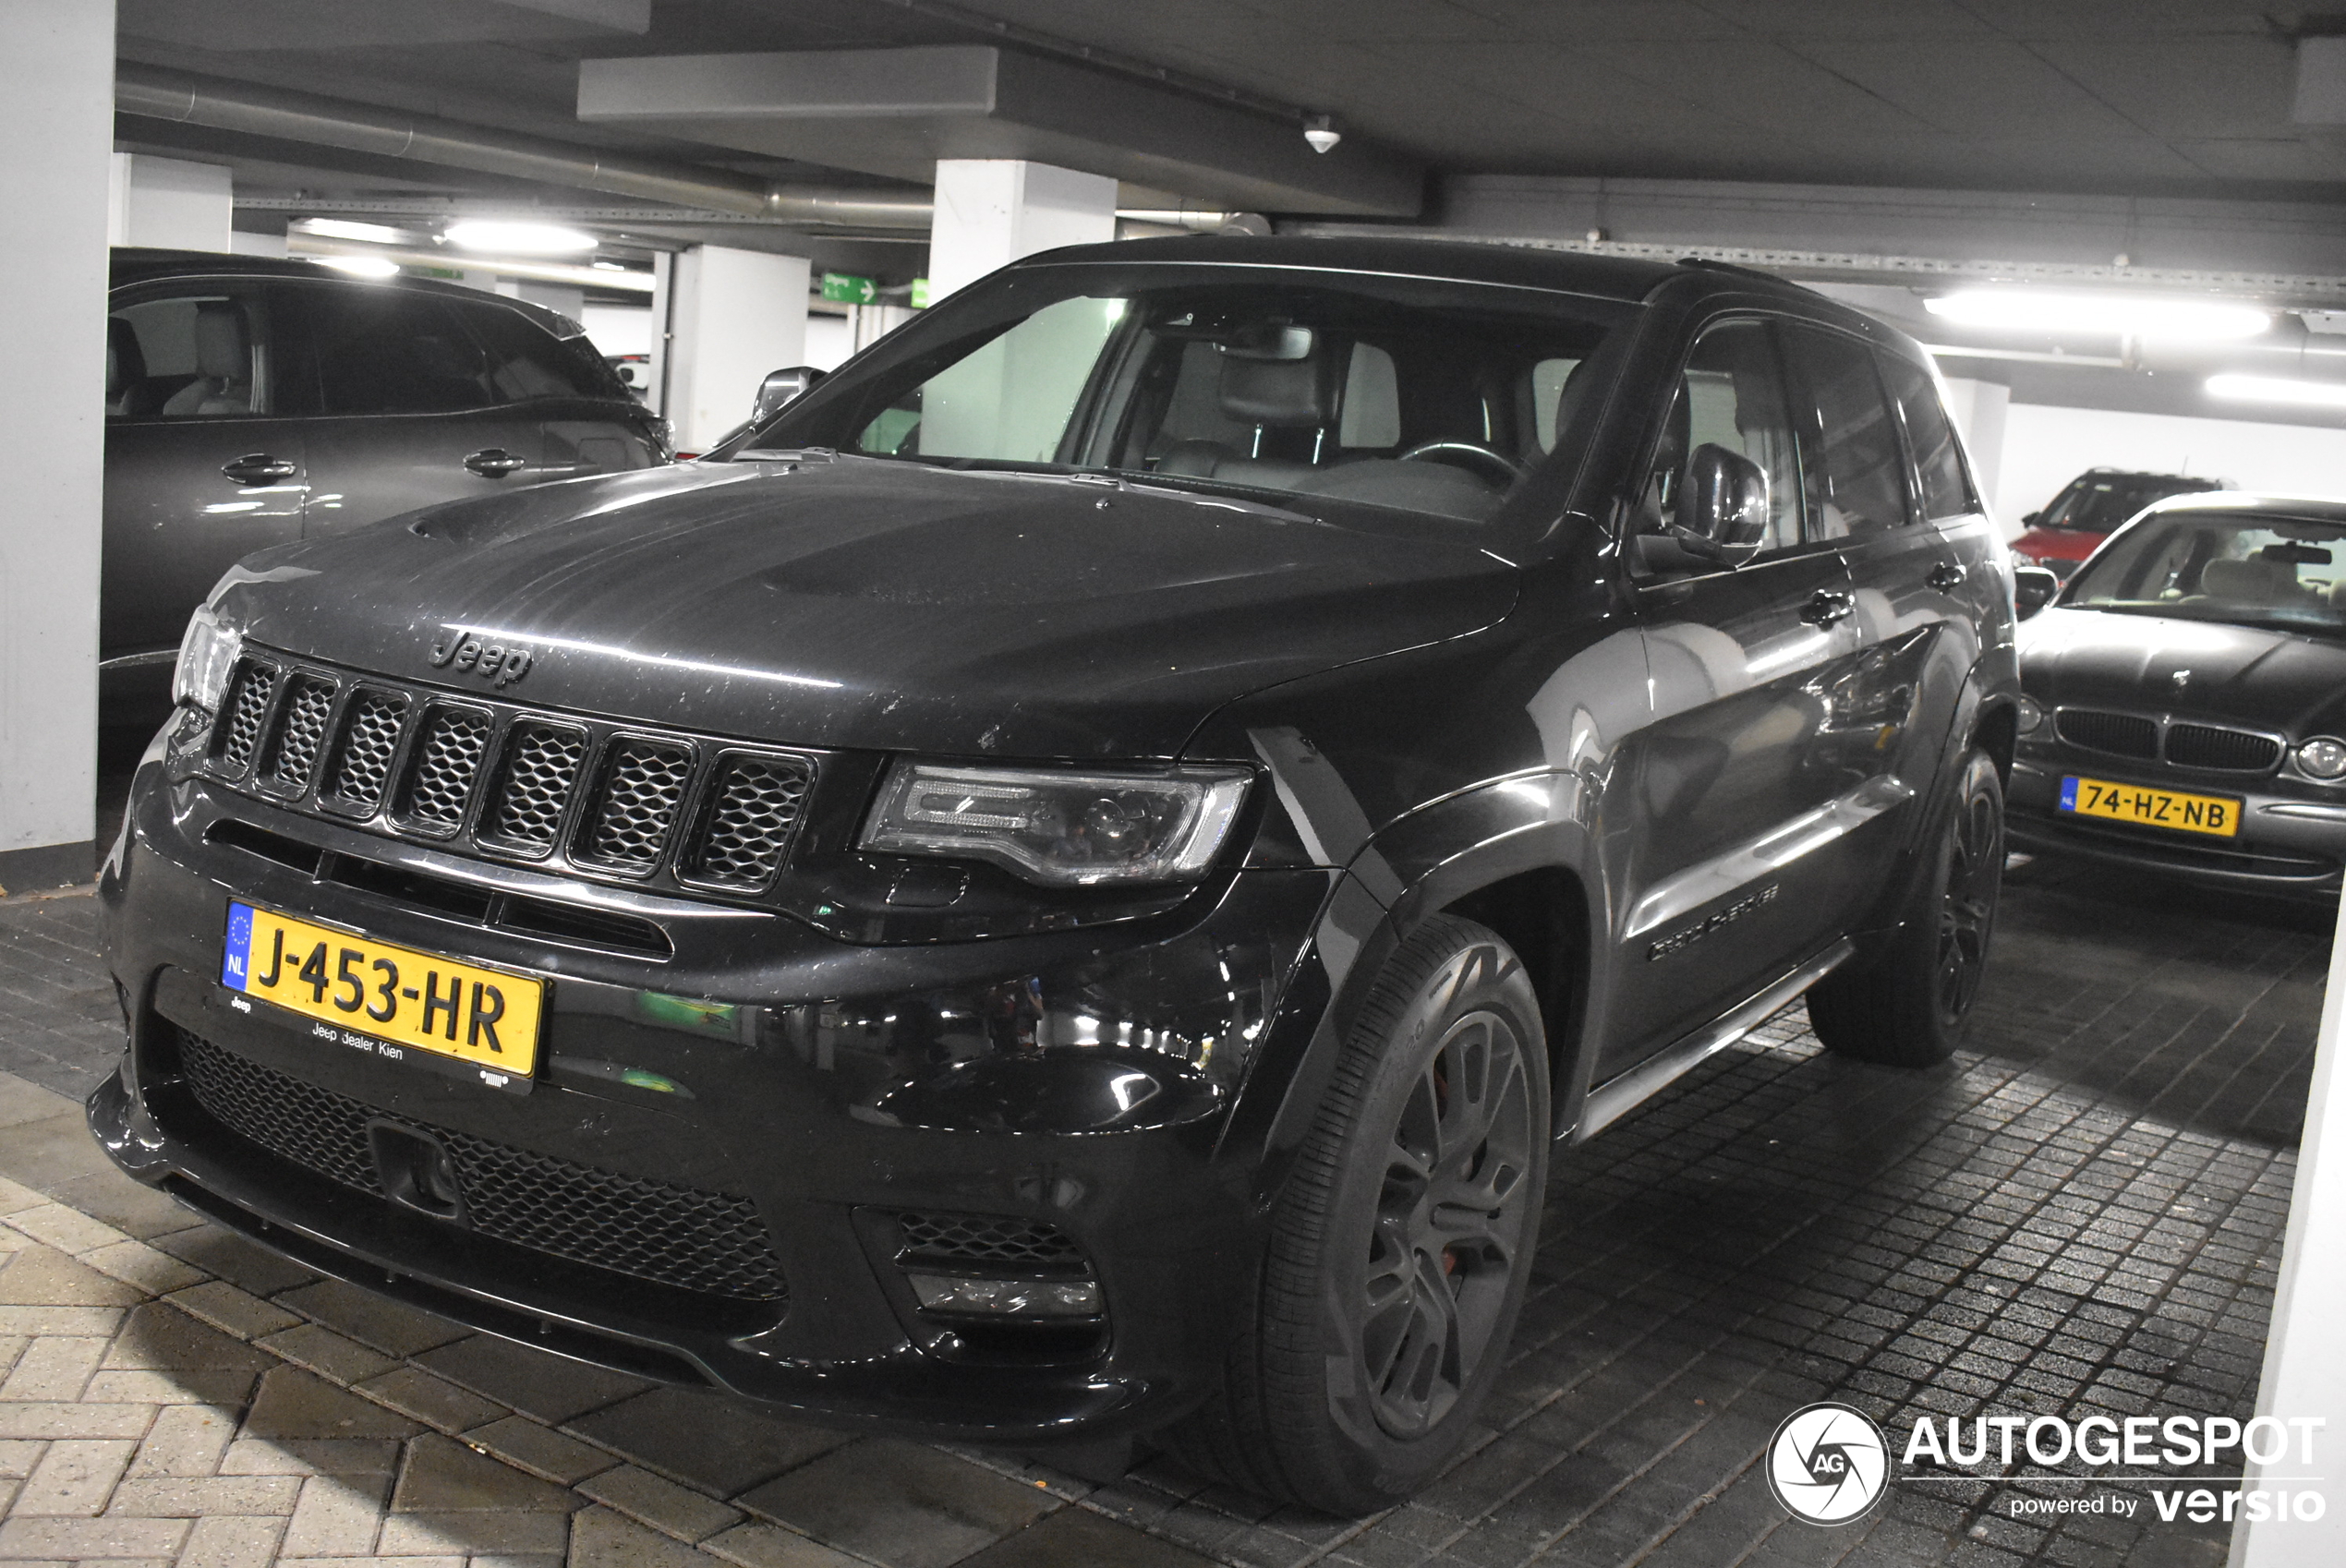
[428,631,533,687]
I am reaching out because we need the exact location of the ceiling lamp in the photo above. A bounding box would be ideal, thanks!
[314,255,400,278]
[442,220,598,255]
[2207,373,2346,409]
[298,218,405,245]
[1924,289,2270,342]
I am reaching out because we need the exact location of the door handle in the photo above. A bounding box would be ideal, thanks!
[1800,588,1856,626]
[465,448,528,478]
[220,452,298,485]
[1928,562,1967,592]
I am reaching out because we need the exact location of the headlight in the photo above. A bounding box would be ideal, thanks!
[2296,737,2346,780]
[861,761,1251,886]
[172,605,242,713]
[2016,696,2046,736]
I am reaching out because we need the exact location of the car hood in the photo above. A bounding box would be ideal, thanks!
[217,458,1519,759]
[2020,606,2346,737]
[2012,525,2101,561]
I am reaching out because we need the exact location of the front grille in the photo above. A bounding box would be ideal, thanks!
[579,740,694,874]
[2164,723,2282,773]
[175,1027,788,1301]
[898,1212,1089,1272]
[201,651,818,903]
[2056,709,2159,758]
[264,675,337,793]
[398,706,492,834]
[217,662,279,774]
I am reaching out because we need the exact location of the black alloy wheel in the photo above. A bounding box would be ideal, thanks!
[1934,760,2003,1023]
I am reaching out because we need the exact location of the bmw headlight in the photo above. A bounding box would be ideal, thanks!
[172,605,243,714]
[861,761,1251,886]
[2296,737,2346,780]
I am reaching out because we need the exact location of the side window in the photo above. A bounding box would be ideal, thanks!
[1878,353,1976,520]
[107,288,278,420]
[1779,325,1910,540]
[1638,321,1805,555]
[301,288,496,416]
[455,304,625,404]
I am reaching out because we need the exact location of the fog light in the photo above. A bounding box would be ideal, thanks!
[2297,737,2346,779]
[2017,696,2046,737]
[908,1274,1101,1318]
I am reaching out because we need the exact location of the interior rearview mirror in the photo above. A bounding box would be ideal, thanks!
[753,366,826,423]
[1666,443,1770,567]
[2013,566,2060,618]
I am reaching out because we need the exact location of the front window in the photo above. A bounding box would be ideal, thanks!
[2039,475,2207,534]
[2066,511,2346,637]
[735,263,1637,525]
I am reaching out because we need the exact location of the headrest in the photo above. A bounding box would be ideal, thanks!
[1219,348,1340,428]
[106,317,143,398]
[192,303,248,380]
[2202,557,2294,602]
[1553,360,1590,447]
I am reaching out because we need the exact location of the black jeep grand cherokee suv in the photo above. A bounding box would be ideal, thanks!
[95,237,2018,1513]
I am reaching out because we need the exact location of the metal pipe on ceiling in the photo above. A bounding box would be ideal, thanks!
[114,63,935,230]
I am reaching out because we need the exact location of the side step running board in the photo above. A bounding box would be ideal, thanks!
[1571,938,1855,1143]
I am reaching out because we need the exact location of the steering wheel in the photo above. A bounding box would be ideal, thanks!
[1396,440,1527,487]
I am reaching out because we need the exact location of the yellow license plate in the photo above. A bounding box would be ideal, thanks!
[2058,776,2242,838]
[221,902,543,1081]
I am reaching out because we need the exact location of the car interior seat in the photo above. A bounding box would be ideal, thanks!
[160,304,253,416]
[2199,557,2303,604]
[104,317,149,417]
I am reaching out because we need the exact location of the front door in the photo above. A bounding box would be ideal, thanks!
[103,282,308,665]
[1604,318,1880,1072]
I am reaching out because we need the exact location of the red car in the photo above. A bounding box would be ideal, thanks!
[2012,467,2227,578]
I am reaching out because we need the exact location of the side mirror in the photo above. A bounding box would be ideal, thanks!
[2013,566,2060,619]
[1668,443,1770,567]
[753,366,825,423]
[2021,511,2043,527]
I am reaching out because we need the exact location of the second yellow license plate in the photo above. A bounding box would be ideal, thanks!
[221,902,544,1081]
[2059,775,2243,838]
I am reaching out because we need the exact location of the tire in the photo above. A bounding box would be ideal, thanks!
[1167,914,1551,1514]
[1807,748,2004,1067]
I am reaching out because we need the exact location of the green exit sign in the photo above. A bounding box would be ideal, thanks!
[819,271,877,305]
[909,277,933,308]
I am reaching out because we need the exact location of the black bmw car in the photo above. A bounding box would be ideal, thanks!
[2010,491,2346,896]
[93,235,2017,1512]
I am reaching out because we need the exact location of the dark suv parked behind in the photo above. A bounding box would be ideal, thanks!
[94,238,2018,1513]
[104,249,667,704]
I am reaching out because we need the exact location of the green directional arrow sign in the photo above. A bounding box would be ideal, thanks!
[819,271,877,305]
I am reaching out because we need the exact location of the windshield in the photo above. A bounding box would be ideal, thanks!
[2066,511,2346,637]
[2038,475,2208,533]
[732,262,1637,525]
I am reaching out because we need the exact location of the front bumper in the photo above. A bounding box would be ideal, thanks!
[94,760,1340,1442]
[2007,757,2346,895]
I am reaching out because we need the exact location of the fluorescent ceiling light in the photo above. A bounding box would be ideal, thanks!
[298,218,405,245]
[314,255,400,278]
[443,220,598,255]
[1925,289,2270,342]
[2207,373,2346,409]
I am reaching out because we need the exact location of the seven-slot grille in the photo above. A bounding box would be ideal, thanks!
[2054,707,2284,775]
[173,1026,789,1302]
[206,651,816,897]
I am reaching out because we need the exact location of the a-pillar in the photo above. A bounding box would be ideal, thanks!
[0,0,113,892]
[665,245,811,452]
[2230,908,2346,1564]
[925,160,1118,304]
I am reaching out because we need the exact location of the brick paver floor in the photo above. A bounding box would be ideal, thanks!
[0,851,2322,1568]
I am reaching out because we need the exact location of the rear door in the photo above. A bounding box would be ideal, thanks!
[283,283,545,536]
[1604,318,1871,1070]
[103,280,309,663]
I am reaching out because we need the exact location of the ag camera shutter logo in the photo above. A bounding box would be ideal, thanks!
[1768,1403,1890,1525]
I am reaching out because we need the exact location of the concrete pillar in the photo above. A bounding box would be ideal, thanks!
[1941,376,2011,530]
[515,282,586,322]
[2230,899,2346,1565]
[106,152,233,252]
[925,159,1118,304]
[0,0,113,891]
[666,245,810,452]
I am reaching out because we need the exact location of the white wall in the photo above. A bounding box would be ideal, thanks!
[107,152,233,252]
[666,245,811,451]
[581,305,653,358]
[1,0,114,887]
[1994,402,2346,534]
